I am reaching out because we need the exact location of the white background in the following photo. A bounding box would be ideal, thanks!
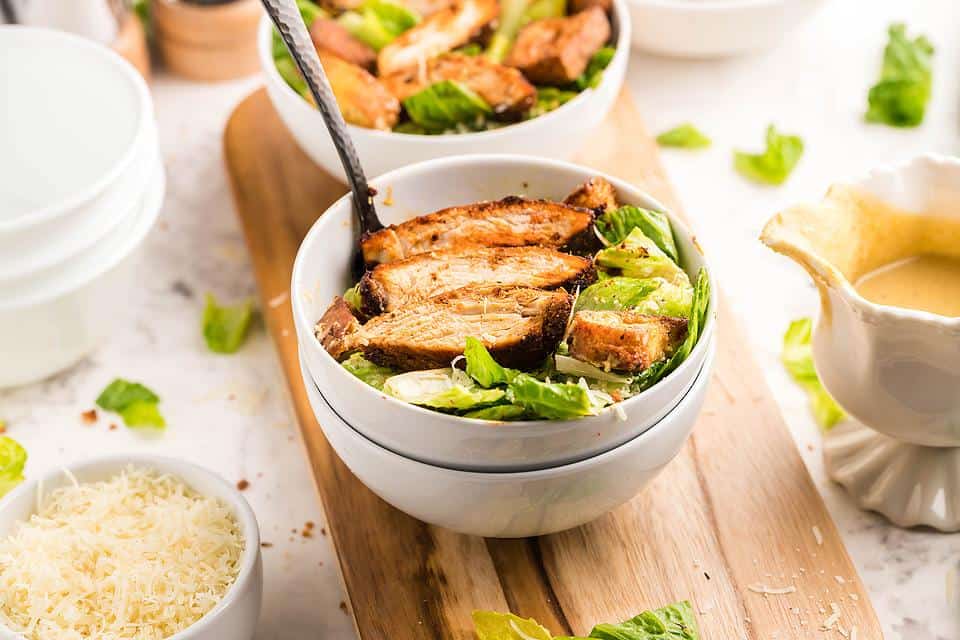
[2,0,958,638]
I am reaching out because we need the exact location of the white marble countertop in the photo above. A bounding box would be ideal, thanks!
[2,0,958,638]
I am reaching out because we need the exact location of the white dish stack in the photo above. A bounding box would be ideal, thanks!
[0,27,165,388]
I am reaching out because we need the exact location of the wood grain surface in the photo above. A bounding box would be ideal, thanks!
[224,87,882,639]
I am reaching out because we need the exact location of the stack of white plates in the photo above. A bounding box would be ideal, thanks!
[0,27,165,388]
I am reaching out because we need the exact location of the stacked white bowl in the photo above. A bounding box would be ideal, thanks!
[0,27,164,388]
[292,155,718,538]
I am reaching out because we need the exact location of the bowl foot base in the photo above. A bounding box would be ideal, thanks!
[824,421,960,531]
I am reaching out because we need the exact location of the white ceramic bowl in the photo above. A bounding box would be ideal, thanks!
[291,155,716,471]
[627,0,827,58]
[258,0,630,181]
[0,161,165,389]
[0,455,262,640]
[0,26,156,270]
[301,342,713,537]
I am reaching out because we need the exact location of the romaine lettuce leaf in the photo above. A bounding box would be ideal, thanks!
[456,42,484,56]
[120,402,166,429]
[341,353,395,390]
[383,369,506,409]
[595,229,689,285]
[595,206,679,263]
[474,611,554,640]
[463,404,528,421]
[555,354,632,384]
[632,268,709,391]
[588,601,699,639]
[865,23,934,128]
[575,46,615,90]
[485,0,531,63]
[0,436,27,498]
[273,0,327,58]
[203,294,255,354]
[96,379,165,430]
[528,87,579,118]
[403,80,492,132]
[733,124,804,186]
[464,336,519,387]
[575,277,692,317]
[338,0,420,51]
[343,285,363,312]
[782,318,846,430]
[507,374,595,419]
[656,123,711,149]
[521,0,566,25]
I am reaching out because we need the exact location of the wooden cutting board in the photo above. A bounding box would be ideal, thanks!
[224,88,882,639]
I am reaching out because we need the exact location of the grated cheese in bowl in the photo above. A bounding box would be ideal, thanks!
[0,466,245,640]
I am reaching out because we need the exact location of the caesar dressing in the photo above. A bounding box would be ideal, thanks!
[855,254,960,317]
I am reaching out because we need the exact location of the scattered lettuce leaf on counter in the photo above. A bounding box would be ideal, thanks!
[473,601,700,640]
[595,228,689,285]
[403,80,492,133]
[203,294,255,354]
[0,436,27,498]
[96,379,165,430]
[734,124,803,186]
[383,369,506,410]
[342,353,396,391]
[595,205,679,261]
[865,23,934,128]
[656,123,711,149]
[338,0,420,51]
[575,46,616,90]
[576,277,692,318]
[528,87,579,118]
[782,318,846,430]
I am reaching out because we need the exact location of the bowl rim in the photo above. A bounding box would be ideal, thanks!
[256,0,630,143]
[626,0,802,10]
[0,26,154,232]
[291,153,718,429]
[301,338,714,478]
[0,454,261,640]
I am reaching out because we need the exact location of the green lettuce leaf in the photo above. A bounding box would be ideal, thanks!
[338,0,420,50]
[485,0,532,63]
[865,23,934,128]
[464,336,519,387]
[521,0,566,25]
[507,374,594,420]
[463,404,528,421]
[343,285,363,312]
[383,369,506,409]
[576,277,692,317]
[595,205,679,262]
[273,0,328,58]
[0,436,27,498]
[96,379,165,430]
[733,124,804,186]
[588,601,699,640]
[632,268,709,391]
[656,123,711,149]
[456,42,484,56]
[595,228,689,285]
[575,46,616,90]
[203,294,255,354]
[782,318,846,430]
[403,80,492,132]
[342,353,395,391]
[528,87,579,118]
[474,611,554,640]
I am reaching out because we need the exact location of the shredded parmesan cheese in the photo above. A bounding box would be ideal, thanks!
[821,602,840,630]
[747,583,797,595]
[812,525,823,546]
[0,467,244,640]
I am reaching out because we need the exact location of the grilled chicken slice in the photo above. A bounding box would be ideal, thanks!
[316,296,363,360]
[311,18,377,70]
[564,176,618,212]
[317,286,573,370]
[505,7,611,85]
[320,51,400,130]
[567,310,688,373]
[359,246,596,315]
[377,0,499,74]
[382,53,537,118]
[362,196,597,264]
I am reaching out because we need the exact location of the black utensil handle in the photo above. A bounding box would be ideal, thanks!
[260,0,384,234]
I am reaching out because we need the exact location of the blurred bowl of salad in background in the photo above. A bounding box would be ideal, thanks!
[258,0,629,180]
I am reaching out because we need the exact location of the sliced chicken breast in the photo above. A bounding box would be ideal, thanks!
[564,176,618,212]
[359,245,596,315]
[377,0,499,74]
[319,51,400,130]
[505,7,611,85]
[382,53,537,118]
[310,18,377,70]
[361,196,597,264]
[316,285,573,370]
[567,310,688,373]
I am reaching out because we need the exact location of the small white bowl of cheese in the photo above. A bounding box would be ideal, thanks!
[0,456,262,640]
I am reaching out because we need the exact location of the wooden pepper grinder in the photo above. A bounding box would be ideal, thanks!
[153,0,262,81]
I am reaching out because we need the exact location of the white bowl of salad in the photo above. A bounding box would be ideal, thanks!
[291,155,716,472]
[258,0,630,181]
